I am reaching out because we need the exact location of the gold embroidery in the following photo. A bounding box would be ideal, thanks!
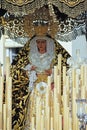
[6,0,34,6]
[59,0,85,7]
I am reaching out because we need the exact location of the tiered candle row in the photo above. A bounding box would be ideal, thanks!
[30,54,87,130]
[29,54,63,130]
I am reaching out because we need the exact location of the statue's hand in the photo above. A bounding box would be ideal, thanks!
[45,69,52,76]
[31,65,37,70]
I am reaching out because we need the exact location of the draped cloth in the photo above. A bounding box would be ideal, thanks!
[29,36,55,73]
[1,0,87,17]
[24,36,55,91]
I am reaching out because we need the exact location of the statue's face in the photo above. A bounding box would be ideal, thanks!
[36,39,47,54]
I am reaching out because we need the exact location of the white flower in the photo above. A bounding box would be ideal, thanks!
[36,82,48,94]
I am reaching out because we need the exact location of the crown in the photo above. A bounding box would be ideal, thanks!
[24,6,59,38]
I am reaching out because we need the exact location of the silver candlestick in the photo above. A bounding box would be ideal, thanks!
[76,99,87,130]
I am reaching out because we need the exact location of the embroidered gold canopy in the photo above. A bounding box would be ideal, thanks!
[5,0,86,7]
[1,0,87,18]
[0,0,87,42]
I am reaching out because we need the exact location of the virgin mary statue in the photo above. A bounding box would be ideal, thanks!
[11,35,70,130]
[24,35,55,129]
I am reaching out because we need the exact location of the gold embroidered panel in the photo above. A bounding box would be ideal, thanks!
[1,0,87,18]
[2,0,47,15]
[52,0,87,18]
[6,0,35,6]
[59,0,85,7]
[5,0,86,7]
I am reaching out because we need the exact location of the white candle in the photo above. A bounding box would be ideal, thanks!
[63,66,66,95]
[41,115,44,130]
[58,54,62,75]
[3,104,7,130]
[6,49,10,57]
[0,76,3,130]
[59,115,62,130]
[7,77,12,130]
[51,117,53,130]
[31,117,35,130]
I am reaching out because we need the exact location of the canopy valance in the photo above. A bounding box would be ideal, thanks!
[0,0,87,18]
